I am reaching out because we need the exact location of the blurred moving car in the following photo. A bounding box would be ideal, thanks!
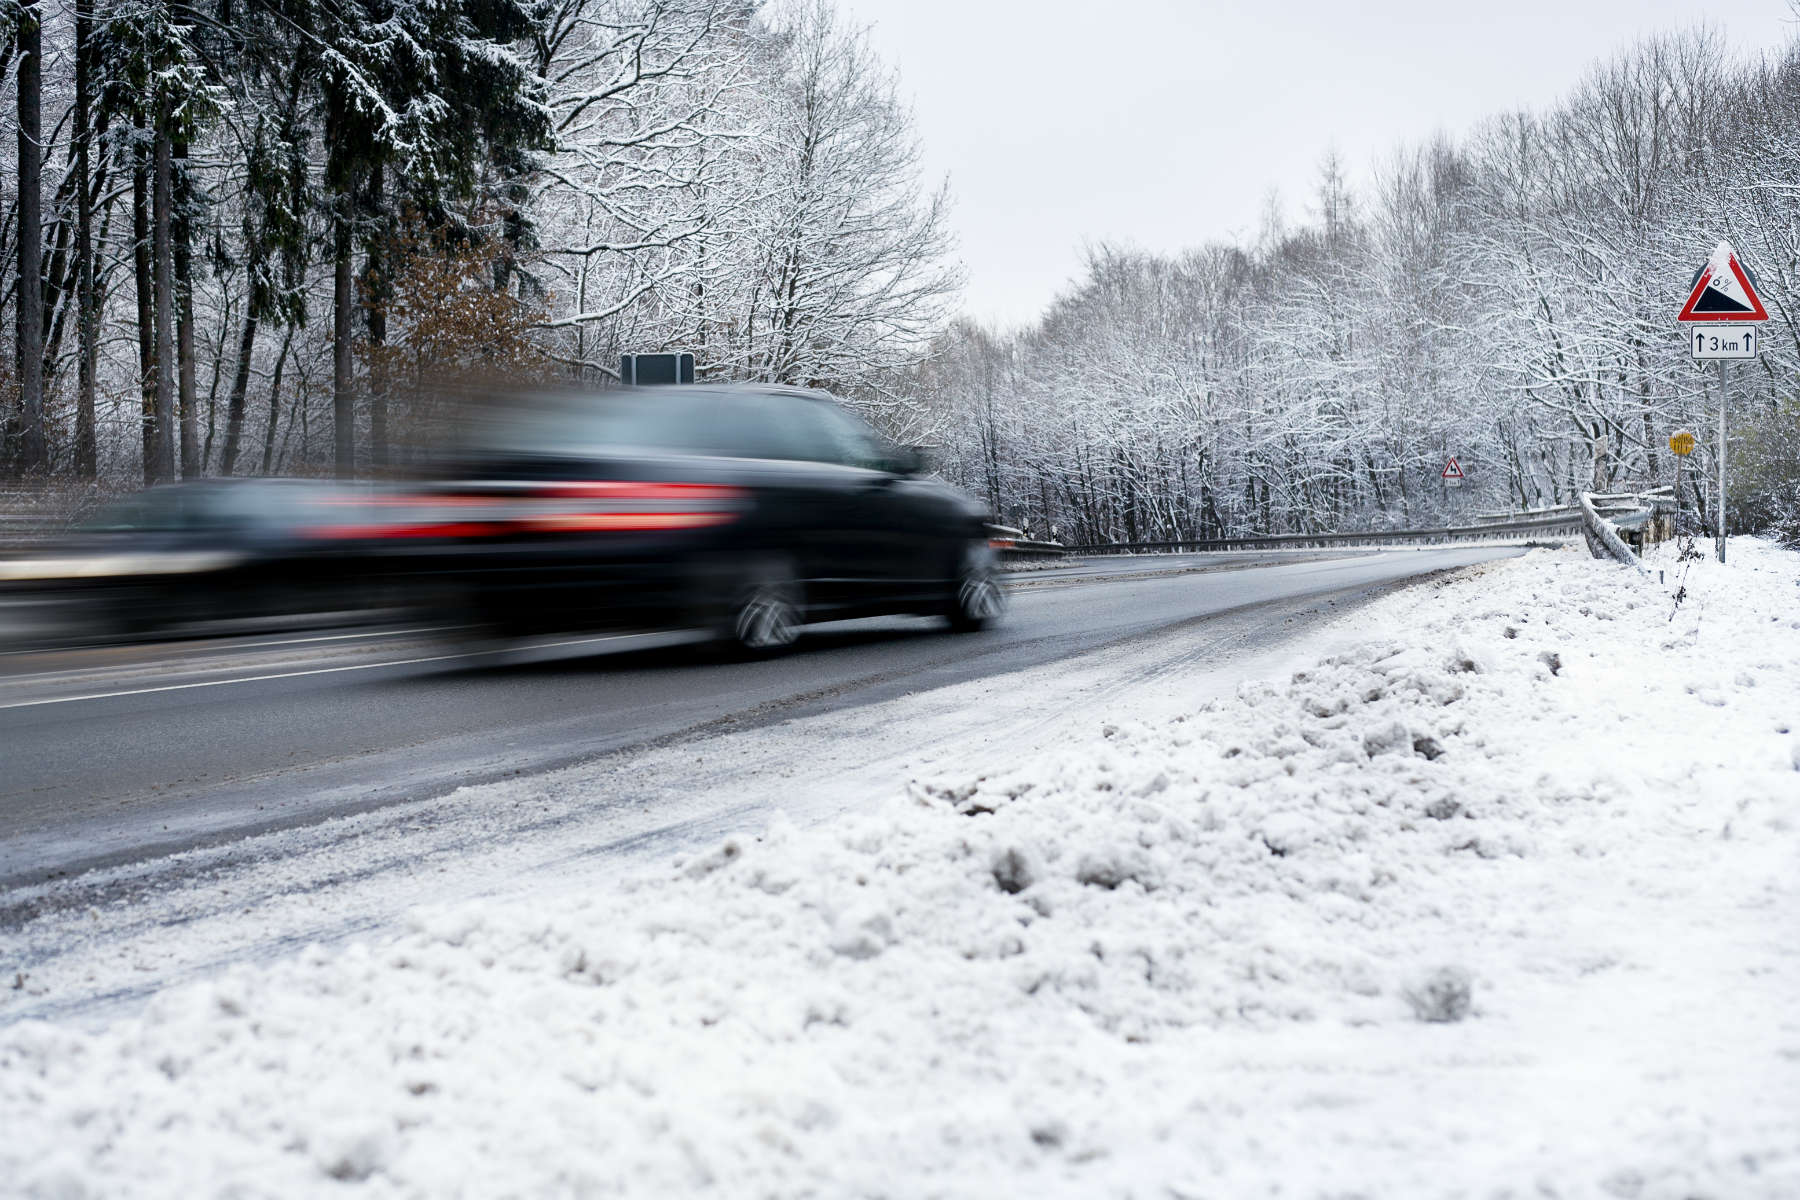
[369,385,1005,651]
[0,478,384,644]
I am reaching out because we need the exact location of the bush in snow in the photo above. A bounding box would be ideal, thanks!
[1403,966,1474,1023]
[1728,398,1800,547]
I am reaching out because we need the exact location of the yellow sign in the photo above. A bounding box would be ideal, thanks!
[1669,430,1696,456]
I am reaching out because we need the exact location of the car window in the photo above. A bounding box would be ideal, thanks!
[476,391,726,457]
[787,399,891,470]
[467,388,896,467]
[707,393,817,461]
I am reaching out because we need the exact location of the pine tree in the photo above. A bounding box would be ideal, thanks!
[73,0,99,477]
[258,0,549,476]
[100,0,213,481]
[13,0,47,472]
[220,106,309,475]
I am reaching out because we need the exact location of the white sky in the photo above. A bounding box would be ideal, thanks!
[841,0,1799,328]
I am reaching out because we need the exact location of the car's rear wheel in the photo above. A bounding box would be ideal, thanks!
[725,558,801,655]
[946,544,1004,632]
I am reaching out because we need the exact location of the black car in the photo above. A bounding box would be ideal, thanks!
[376,384,1005,651]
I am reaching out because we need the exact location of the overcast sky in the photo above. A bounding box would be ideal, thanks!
[841,0,1798,328]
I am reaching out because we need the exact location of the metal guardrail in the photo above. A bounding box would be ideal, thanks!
[1469,503,1581,525]
[1061,509,1582,556]
[0,485,120,552]
[3,500,1585,562]
[0,493,76,553]
[986,525,1069,560]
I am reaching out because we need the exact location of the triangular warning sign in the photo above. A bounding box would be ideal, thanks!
[1442,457,1464,479]
[1677,242,1769,323]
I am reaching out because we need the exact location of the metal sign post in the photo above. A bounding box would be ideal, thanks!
[1677,242,1769,565]
[1717,360,1727,563]
[1668,429,1695,539]
[1688,332,1756,562]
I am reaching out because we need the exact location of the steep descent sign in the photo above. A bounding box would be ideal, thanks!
[1677,242,1769,323]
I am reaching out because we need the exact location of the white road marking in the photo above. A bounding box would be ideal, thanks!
[0,632,644,711]
[0,624,458,681]
[204,625,457,652]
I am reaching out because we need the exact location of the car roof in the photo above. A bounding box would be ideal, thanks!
[512,382,844,408]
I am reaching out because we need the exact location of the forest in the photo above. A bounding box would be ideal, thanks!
[0,0,956,481]
[3,3,1798,542]
[918,28,1800,544]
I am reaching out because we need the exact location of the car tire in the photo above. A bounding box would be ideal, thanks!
[946,543,1004,632]
[724,557,802,655]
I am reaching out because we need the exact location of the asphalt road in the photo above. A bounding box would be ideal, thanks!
[0,546,1521,889]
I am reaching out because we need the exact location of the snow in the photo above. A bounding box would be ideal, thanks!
[1708,238,1736,283]
[1697,239,1758,310]
[4,539,1799,1197]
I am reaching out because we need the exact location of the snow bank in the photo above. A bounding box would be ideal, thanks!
[5,540,1799,1198]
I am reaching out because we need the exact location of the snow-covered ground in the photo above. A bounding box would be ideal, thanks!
[5,539,1798,1198]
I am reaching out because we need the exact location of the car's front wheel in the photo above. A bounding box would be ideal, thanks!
[946,545,1004,632]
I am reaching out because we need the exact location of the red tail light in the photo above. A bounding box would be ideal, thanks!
[304,483,747,541]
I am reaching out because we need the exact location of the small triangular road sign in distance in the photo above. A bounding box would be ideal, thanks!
[1678,242,1769,323]
[1441,456,1465,480]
